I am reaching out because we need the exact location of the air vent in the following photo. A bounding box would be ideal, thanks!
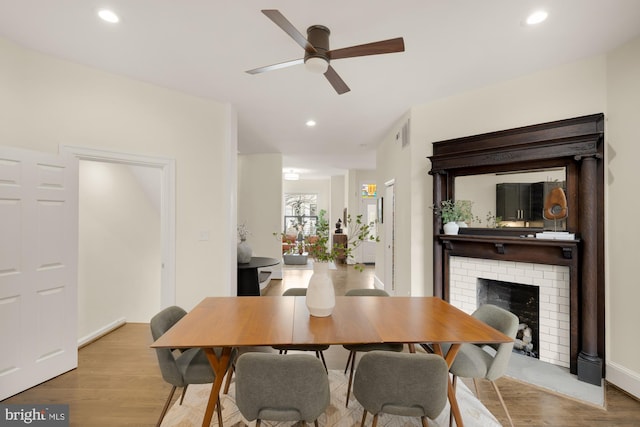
[401,119,410,148]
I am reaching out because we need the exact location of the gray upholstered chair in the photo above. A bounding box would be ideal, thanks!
[150,306,233,427]
[353,351,449,427]
[343,288,404,407]
[272,287,330,370]
[448,304,519,427]
[235,352,330,427]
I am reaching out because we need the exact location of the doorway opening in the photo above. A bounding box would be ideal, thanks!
[61,145,175,344]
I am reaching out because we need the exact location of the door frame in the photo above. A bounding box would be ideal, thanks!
[60,145,176,308]
[384,179,395,295]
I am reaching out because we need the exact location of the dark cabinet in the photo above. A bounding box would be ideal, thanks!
[496,183,531,221]
[332,233,348,264]
[497,181,567,224]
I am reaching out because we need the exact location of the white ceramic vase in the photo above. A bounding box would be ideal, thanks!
[443,221,460,235]
[237,239,252,263]
[305,262,335,317]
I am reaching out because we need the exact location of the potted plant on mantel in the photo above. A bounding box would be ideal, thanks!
[436,199,476,235]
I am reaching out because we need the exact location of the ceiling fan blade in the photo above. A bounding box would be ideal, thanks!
[328,37,405,60]
[246,58,304,75]
[261,9,317,54]
[324,66,350,95]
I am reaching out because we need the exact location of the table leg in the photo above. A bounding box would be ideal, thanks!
[432,343,463,427]
[237,268,260,296]
[202,347,233,427]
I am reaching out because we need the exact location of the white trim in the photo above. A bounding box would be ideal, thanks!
[77,317,126,348]
[373,274,385,290]
[59,145,176,307]
[607,361,640,400]
[385,179,395,187]
[224,104,239,296]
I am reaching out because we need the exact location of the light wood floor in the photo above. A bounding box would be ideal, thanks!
[4,265,640,426]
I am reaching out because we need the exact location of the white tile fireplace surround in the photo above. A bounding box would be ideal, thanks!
[449,256,570,368]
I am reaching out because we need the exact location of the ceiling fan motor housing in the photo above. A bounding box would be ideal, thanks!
[305,25,330,63]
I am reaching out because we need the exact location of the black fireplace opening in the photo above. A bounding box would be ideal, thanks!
[477,278,539,359]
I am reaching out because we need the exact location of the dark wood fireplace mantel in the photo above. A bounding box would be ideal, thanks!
[428,114,605,385]
[438,234,578,264]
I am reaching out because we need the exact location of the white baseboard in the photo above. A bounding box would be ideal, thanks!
[270,264,283,280]
[373,274,385,290]
[77,317,126,348]
[606,361,640,399]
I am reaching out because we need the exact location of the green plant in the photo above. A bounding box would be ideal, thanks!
[436,199,477,224]
[317,210,379,271]
[485,211,505,228]
[275,209,378,271]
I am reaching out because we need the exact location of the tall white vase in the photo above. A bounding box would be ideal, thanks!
[237,239,252,263]
[305,262,335,317]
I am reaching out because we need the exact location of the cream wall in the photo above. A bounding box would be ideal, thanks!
[375,112,418,296]
[78,161,160,340]
[377,41,640,397]
[0,38,236,334]
[330,175,346,230]
[604,35,640,397]
[237,154,283,278]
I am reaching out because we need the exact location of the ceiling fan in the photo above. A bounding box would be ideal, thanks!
[246,9,405,94]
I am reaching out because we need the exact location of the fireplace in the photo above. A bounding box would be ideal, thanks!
[429,114,605,385]
[478,279,539,359]
[449,256,570,368]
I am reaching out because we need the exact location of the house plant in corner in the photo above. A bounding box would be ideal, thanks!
[305,209,378,317]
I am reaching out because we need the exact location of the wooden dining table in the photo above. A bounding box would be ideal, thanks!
[151,295,512,427]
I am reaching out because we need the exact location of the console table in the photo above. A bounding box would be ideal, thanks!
[332,233,347,264]
[236,257,279,296]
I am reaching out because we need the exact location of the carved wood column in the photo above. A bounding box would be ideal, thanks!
[432,171,444,298]
[577,154,603,385]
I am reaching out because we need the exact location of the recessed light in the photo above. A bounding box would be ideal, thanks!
[98,9,120,23]
[526,10,548,26]
[306,120,316,127]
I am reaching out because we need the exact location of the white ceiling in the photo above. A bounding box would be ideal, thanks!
[1,1,639,179]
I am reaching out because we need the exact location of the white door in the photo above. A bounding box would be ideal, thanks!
[0,146,78,400]
[383,181,395,295]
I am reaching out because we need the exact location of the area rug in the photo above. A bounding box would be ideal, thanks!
[161,370,500,427]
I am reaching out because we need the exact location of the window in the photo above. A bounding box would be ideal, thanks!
[284,194,318,237]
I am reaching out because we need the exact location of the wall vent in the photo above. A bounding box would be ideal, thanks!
[401,119,410,148]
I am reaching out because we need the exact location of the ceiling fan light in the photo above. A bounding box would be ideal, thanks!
[304,56,329,74]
